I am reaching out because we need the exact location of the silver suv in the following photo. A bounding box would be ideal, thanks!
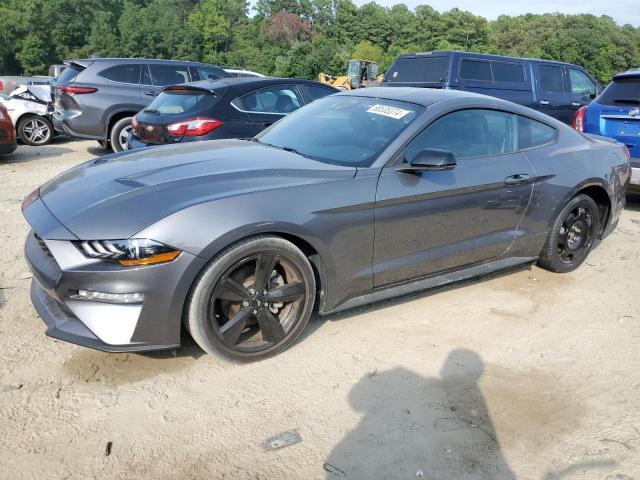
[52,58,230,151]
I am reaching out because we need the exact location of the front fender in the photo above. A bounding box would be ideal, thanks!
[135,174,378,312]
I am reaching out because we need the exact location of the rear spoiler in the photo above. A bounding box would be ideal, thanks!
[63,59,93,70]
[582,133,621,145]
[163,84,221,95]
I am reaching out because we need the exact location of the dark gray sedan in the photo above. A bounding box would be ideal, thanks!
[23,88,630,361]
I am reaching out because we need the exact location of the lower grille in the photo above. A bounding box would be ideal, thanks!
[34,233,53,257]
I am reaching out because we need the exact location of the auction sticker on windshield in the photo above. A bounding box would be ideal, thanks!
[367,104,411,119]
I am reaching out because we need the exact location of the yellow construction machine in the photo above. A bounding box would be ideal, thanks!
[319,59,383,90]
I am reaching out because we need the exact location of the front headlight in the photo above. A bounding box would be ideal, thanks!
[76,238,181,266]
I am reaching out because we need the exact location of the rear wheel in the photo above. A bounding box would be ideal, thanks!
[185,236,316,361]
[538,194,599,273]
[109,117,132,152]
[17,115,53,146]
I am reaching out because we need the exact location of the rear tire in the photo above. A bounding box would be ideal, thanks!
[185,236,316,362]
[538,194,600,273]
[17,115,53,146]
[109,117,132,152]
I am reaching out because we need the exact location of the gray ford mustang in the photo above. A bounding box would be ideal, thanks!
[23,88,630,360]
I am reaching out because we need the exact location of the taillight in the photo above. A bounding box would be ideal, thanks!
[623,146,631,159]
[166,117,223,136]
[56,86,98,95]
[572,106,586,133]
[0,80,3,91]
[131,116,138,129]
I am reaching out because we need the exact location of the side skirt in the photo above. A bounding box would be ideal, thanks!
[320,256,537,315]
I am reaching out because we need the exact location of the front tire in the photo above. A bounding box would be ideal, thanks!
[185,236,316,361]
[538,194,600,273]
[17,115,53,146]
[109,117,132,152]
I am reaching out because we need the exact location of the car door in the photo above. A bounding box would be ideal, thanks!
[373,108,534,287]
[534,63,575,124]
[231,85,304,134]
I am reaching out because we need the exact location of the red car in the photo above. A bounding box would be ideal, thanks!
[0,104,17,155]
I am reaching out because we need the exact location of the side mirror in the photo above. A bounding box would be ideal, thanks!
[397,148,457,173]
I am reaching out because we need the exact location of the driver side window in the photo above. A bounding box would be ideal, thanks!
[404,109,517,161]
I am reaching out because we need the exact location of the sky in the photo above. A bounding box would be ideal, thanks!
[352,0,640,27]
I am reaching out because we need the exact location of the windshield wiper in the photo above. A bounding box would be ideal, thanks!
[239,137,260,143]
[280,146,314,159]
[249,140,313,158]
[143,108,160,114]
[614,99,640,105]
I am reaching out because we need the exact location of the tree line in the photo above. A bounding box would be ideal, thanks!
[1,0,639,84]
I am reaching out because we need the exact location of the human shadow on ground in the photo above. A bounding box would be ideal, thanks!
[324,349,618,479]
[324,349,517,479]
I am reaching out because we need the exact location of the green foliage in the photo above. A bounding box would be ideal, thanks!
[0,0,638,85]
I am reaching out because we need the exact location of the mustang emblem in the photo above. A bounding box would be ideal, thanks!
[630,108,640,118]
[146,125,154,132]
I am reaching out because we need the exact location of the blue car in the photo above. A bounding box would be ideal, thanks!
[576,69,640,193]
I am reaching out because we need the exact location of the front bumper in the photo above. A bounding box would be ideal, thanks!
[23,206,206,352]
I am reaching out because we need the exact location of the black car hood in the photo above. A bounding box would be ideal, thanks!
[39,140,355,239]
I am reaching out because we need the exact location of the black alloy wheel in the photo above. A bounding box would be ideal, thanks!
[538,194,600,273]
[186,236,315,361]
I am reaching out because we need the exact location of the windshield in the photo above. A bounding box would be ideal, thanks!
[145,89,218,115]
[384,56,450,83]
[257,95,423,167]
[598,78,640,106]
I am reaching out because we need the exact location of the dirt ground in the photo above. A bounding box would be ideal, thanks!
[0,139,639,480]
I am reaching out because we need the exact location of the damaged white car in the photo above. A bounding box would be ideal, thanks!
[0,85,54,146]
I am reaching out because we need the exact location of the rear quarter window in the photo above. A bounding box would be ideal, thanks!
[98,64,141,84]
[518,116,556,150]
[304,85,336,102]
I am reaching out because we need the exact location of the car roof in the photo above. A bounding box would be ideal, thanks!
[66,58,225,68]
[167,77,337,92]
[394,50,580,68]
[613,69,640,80]
[338,87,491,107]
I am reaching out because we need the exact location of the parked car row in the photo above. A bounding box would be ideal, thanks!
[128,77,337,149]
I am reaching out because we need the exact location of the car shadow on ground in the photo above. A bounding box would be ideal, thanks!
[86,144,111,157]
[0,143,76,164]
[322,349,616,479]
[625,194,640,212]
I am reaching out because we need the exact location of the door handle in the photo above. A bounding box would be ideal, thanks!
[571,102,581,107]
[144,90,158,96]
[505,174,530,186]
[540,100,550,106]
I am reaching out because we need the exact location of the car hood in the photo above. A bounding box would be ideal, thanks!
[38,139,356,239]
